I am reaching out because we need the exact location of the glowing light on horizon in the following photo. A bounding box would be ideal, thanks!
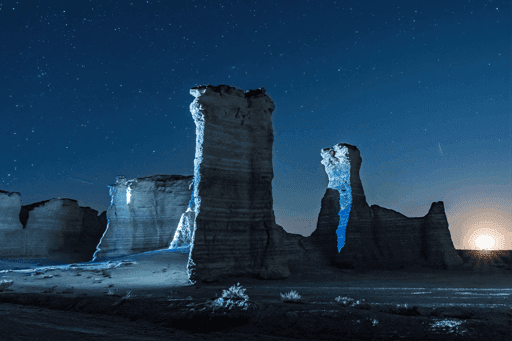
[468,226,504,250]
[474,234,495,250]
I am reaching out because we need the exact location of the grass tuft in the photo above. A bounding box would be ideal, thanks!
[280,290,302,302]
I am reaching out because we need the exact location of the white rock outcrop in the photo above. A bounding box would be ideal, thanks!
[0,190,23,231]
[0,191,106,263]
[93,174,193,261]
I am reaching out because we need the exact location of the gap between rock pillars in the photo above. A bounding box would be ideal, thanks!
[321,144,352,252]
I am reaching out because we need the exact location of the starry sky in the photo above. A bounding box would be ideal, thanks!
[1,0,510,249]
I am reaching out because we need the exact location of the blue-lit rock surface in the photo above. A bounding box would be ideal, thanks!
[303,144,380,266]
[304,143,462,270]
[93,174,192,261]
[187,84,291,283]
[0,192,106,263]
[169,207,195,252]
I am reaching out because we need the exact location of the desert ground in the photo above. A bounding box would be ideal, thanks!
[0,249,510,340]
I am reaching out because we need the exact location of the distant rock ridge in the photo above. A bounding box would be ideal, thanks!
[93,174,193,261]
[186,84,291,283]
[0,191,106,263]
[302,143,463,270]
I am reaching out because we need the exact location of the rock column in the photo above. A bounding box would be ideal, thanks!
[187,84,290,283]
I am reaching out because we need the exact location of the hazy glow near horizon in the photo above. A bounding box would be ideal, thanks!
[474,234,496,250]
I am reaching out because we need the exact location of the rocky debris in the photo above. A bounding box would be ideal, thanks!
[0,193,107,263]
[0,280,14,291]
[93,174,193,261]
[187,84,291,283]
[304,143,463,270]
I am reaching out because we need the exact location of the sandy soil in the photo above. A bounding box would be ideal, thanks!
[0,249,510,340]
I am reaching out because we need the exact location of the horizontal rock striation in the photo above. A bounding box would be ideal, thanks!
[306,143,463,270]
[93,174,193,261]
[187,84,291,283]
[0,192,106,263]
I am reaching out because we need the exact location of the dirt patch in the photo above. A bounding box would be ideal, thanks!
[0,290,510,341]
[0,251,510,340]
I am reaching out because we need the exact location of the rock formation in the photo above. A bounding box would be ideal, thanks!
[169,207,195,251]
[0,191,106,263]
[77,207,107,261]
[304,143,463,270]
[0,190,23,231]
[93,174,193,261]
[186,84,291,283]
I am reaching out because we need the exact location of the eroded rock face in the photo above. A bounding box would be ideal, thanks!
[22,199,84,258]
[0,194,106,263]
[187,84,290,283]
[169,207,195,251]
[77,207,108,260]
[422,201,463,268]
[306,143,462,270]
[0,190,23,231]
[93,174,193,261]
[369,205,425,268]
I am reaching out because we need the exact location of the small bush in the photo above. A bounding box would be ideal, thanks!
[210,283,250,311]
[334,296,371,309]
[280,290,302,302]
[334,296,354,306]
[221,283,249,301]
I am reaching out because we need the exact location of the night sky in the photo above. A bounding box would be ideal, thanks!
[1,0,510,249]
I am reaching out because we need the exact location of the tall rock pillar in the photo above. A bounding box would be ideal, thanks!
[187,84,290,283]
[306,143,380,268]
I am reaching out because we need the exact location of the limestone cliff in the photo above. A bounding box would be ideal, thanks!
[93,174,193,261]
[306,143,463,270]
[0,190,23,231]
[0,192,106,263]
[187,84,291,283]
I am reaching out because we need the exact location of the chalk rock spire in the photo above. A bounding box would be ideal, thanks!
[187,84,290,283]
[307,143,462,270]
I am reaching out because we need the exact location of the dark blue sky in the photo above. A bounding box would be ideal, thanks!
[1,0,510,249]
